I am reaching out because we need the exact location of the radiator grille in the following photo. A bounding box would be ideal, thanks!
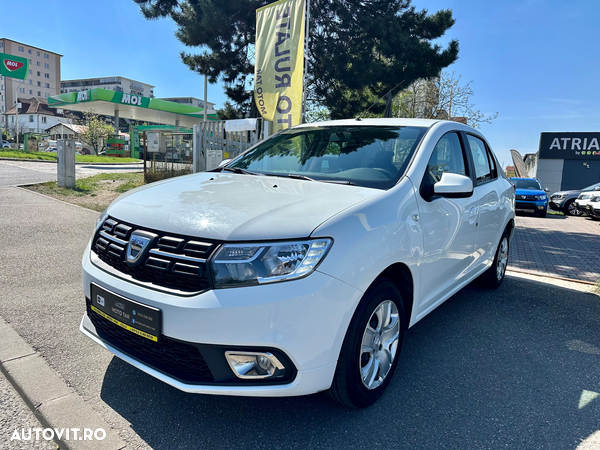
[93,217,219,293]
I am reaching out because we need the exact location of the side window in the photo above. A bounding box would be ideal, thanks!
[420,132,467,199]
[428,132,467,182]
[467,135,496,184]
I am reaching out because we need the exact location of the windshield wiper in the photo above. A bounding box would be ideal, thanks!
[320,180,355,185]
[267,173,315,181]
[220,167,259,176]
[284,174,315,181]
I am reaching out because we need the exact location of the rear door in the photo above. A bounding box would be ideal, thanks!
[464,133,503,267]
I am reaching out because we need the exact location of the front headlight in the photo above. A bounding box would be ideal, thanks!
[96,209,108,229]
[536,195,547,200]
[211,238,333,287]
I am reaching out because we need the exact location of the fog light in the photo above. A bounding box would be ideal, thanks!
[225,351,285,379]
[538,205,545,209]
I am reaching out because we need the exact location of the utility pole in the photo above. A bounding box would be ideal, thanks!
[14,80,24,150]
[203,74,207,122]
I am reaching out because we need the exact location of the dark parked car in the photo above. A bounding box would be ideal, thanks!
[549,182,600,216]
[511,177,549,217]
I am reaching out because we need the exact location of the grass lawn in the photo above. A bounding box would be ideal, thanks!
[24,172,144,212]
[0,149,140,164]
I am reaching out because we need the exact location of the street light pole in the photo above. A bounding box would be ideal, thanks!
[14,80,24,150]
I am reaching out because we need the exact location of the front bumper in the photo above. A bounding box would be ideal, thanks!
[81,243,363,396]
[549,199,565,211]
[587,205,600,218]
[573,202,589,214]
[515,200,547,212]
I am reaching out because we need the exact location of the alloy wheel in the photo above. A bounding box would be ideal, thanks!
[496,237,509,281]
[359,300,400,390]
[568,202,582,216]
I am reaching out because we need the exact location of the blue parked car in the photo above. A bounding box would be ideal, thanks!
[510,177,549,217]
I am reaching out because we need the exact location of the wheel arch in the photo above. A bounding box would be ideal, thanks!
[374,263,414,329]
[505,218,515,240]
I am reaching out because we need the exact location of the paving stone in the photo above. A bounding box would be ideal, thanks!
[508,214,599,283]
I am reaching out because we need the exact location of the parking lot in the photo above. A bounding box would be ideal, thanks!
[0,187,598,449]
[510,213,599,284]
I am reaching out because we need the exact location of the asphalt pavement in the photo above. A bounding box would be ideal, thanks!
[0,159,143,187]
[1,186,599,449]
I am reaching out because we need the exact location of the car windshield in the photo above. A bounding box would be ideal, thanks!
[583,182,600,192]
[226,126,427,189]
[512,179,542,190]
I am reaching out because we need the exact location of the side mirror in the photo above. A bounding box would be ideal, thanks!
[433,173,474,198]
[218,159,232,168]
[545,188,550,192]
[594,187,600,191]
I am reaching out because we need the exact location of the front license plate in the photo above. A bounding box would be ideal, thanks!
[91,283,161,342]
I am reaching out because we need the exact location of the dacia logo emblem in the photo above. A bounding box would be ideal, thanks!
[126,231,157,266]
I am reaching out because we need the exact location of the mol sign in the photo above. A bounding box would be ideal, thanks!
[0,52,29,80]
[121,94,142,106]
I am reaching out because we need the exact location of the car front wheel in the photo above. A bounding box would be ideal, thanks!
[564,199,581,216]
[327,280,404,408]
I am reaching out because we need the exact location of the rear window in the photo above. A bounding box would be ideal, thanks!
[228,126,427,189]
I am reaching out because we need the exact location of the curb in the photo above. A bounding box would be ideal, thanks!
[0,318,126,450]
[0,157,142,166]
[506,267,595,286]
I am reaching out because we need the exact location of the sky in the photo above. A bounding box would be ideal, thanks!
[2,0,600,167]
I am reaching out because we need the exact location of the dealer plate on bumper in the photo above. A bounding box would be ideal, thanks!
[90,283,161,342]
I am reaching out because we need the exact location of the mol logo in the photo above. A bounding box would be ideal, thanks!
[3,59,24,71]
[122,94,143,106]
[77,91,89,102]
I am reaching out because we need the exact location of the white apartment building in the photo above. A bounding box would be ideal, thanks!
[159,96,215,112]
[0,38,62,127]
[61,77,155,98]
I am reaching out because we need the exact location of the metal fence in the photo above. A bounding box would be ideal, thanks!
[193,119,269,172]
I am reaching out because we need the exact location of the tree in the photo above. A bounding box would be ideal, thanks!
[394,71,498,128]
[7,119,27,144]
[134,0,458,118]
[216,101,244,120]
[79,110,114,156]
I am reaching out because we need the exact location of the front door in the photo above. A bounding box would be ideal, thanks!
[414,132,479,317]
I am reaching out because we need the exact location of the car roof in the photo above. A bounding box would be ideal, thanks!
[293,118,442,128]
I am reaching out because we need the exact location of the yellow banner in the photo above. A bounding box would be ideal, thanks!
[254,0,305,132]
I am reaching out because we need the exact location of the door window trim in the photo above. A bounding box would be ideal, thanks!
[420,131,472,202]
[463,132,497,187]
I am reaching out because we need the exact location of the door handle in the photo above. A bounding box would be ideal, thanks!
[469,207,478,224]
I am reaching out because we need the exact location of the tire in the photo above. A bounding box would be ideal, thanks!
[537,209,547,218]
[327,280,405,408]
[563,199,581,216]
[481,230,510,289]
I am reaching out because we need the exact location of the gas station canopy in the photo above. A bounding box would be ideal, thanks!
[48,88,218,128]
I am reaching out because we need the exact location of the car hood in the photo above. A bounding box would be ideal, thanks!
[551,190,581,196]
[515,188,545,197]
[106,172,381,241]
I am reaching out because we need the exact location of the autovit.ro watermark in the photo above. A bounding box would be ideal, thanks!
[11,427,106,442]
